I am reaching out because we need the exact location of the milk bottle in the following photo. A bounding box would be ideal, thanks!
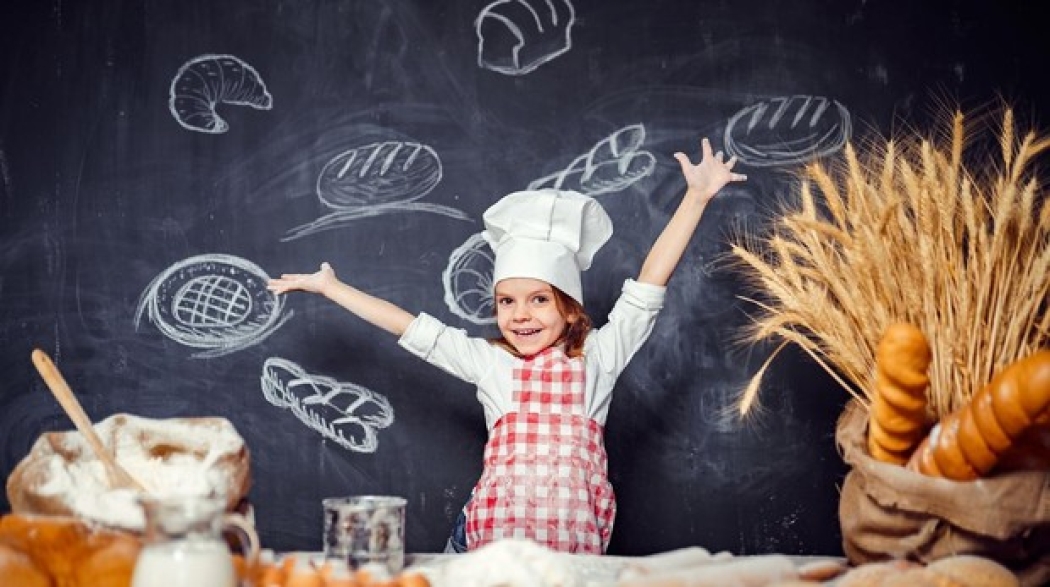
[131,493,258,587]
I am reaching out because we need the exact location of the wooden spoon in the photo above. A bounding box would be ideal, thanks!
[31,349,146,492]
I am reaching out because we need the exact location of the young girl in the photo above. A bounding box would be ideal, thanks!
[267,138,745,554]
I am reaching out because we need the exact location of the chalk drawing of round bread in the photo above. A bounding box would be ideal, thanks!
[134,254,289,357]
[261,358,394,453]
[723,95,851,167]
[169,54,273,134]
[316,141,442,209]
[442,232,496,325]
[475,0,576,75]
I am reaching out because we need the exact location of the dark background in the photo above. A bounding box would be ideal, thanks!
[1,0,1047,555]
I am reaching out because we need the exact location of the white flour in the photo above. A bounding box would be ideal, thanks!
[437,539,582,587]
[34,414,245,530]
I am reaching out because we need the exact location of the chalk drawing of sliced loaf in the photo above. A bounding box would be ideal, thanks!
[169,54,273,134]
[723,95,851,167]
[475,0,576,75]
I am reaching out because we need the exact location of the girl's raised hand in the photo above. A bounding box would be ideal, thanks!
[673,137,747,203]
[267,262,338,295]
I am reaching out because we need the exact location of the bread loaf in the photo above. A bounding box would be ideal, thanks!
[0,513,140,587]
[908,350,1050,480]
[868,323,932,464]
[0,542,50,587]
[996,425,1050,471]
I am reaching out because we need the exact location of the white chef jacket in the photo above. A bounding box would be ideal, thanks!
[397,279,666,429]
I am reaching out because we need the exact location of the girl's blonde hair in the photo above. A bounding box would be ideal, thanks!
[491,286,592,358]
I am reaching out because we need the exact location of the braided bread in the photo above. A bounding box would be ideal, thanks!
[868,323,932,464]
[908,350,1050,480]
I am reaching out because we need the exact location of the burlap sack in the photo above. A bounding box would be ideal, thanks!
[6,413,251,528]
[836,400,1050,586]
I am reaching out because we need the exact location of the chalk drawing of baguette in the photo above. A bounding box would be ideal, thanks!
[475,0,576,75]
[723,95,851,167]
[282,140,471,242]
[529,124,656,196]
[261,357,394,453]
[169,54,273,134]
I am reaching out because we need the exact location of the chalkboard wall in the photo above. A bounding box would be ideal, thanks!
[1,0,1047,555]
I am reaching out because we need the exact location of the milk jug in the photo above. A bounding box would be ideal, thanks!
[131,493,259,587]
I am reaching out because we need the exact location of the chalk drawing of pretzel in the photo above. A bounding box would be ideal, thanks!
[169,54,273,134]
[261,357,395,453]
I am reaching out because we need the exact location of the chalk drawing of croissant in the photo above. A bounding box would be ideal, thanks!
[282,140,470,242]
[169,54,273,134]
[261,357,395,453]
[529,124,656,196]
[475,0,576,75]
[443,232,497,326]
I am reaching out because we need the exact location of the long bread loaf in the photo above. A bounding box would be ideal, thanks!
[868,323,932,464]
[908,350,1050,480]
[996,425,1050,472]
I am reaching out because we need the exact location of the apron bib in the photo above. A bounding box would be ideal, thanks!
[465,347,615,553]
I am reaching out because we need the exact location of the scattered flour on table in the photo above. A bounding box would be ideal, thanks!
[432,539,621,587]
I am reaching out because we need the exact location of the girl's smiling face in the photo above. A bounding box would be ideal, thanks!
[494,277,575,357]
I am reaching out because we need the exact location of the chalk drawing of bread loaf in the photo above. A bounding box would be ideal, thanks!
[317,141,443,209]
[475,0,576,75]
[169,54,273,134]
[261,358,395,453]
[723,95,851,167]
[283,139,470,242]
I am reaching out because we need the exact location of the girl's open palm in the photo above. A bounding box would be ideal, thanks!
[673,137,747,203]
[268,262,337,295]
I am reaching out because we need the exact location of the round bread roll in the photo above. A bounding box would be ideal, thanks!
[878,567,965,587]
[836,560,922,587]
[925,555,1020,587]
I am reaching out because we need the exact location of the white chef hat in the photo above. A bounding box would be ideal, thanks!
[482,189,613,305]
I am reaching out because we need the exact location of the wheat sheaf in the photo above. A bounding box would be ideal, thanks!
[731,106,1050,419]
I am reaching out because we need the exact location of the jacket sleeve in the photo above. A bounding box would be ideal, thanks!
[397,312,499,384]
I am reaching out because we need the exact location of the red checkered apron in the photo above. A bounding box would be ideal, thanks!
[464,347,616,553]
